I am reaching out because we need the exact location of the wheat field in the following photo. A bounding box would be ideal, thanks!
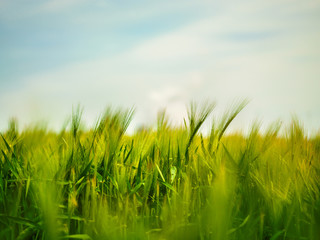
[0,102,319,240]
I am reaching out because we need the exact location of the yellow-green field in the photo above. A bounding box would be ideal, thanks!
[1,103,319,240]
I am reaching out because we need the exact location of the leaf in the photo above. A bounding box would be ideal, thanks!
[170,166,177,183]
[270,230,285,240]
[58,215,86,221]
[75,176,85,186]
[105,171,119,190]
[0,214,41,229]
[160,181,177,193]
[155,163,165,182]
[16,226,37,240]
[25,176,31,198]
[1,150,19,179]
[60,234,92,239]
[123,140,134,164]
[130,182,144,196]
[222,143,238,168]
[228,215,250,235]
[1,134,12,152]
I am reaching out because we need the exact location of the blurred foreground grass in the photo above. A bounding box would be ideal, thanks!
[1,102,320,240]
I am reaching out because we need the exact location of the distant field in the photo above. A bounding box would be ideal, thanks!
[1,102,319,240]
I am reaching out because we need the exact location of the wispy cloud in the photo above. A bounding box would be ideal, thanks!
[0,0,320,131]
[36,0,87,12]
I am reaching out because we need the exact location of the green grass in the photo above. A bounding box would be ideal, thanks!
[0,102,319,240]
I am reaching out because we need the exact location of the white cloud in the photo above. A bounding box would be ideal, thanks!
[37,0,87,12]
[1,0,320,132]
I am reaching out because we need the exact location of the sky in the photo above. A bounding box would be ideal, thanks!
[0,0,320,134]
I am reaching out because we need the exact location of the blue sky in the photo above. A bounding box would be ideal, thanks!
[1,0,320,133]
